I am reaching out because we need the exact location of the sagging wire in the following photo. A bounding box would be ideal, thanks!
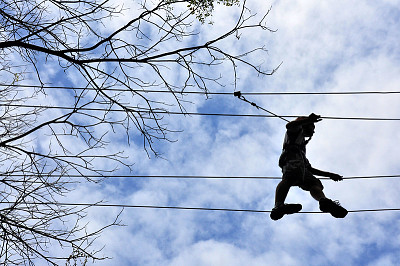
[1,201,399,214]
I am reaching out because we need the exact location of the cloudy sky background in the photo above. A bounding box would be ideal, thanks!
[16,0,400,265]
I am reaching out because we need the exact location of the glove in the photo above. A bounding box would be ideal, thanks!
[329,173,343,182]
[308,113,322,123]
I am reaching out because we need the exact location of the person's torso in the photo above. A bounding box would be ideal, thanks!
[279,127,308,167]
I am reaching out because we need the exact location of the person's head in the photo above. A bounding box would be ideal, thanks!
[295,116,315,137]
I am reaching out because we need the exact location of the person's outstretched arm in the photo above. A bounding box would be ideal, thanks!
[309,167,343,181]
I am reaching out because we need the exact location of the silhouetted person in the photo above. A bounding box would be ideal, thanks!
[270,113,348,220]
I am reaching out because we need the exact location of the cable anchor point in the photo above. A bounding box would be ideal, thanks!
[233,91,242,98]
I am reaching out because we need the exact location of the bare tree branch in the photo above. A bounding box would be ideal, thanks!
[0,0,276,263]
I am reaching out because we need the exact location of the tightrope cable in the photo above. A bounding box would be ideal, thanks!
[2,174,400,180]
[3,103,399,121]
[1,201,399,214]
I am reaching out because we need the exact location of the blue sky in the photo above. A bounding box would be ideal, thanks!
[6,0,400,265]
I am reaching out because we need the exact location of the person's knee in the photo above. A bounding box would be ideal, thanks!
[310,185,323,193]
[279,178,294,188]
[309,185,325,200]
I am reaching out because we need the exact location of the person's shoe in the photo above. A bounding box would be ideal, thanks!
[270,203,302,221]
[319,198,348,218]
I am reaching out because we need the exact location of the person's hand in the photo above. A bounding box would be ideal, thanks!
[329,173,343,182]
[308,113,322,123]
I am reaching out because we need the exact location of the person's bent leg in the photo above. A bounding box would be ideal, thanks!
[274,179,292,207]
[309,185,326,201]
[271,178,302,221]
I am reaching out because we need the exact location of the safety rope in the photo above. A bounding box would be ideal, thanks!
[234,91,290,122]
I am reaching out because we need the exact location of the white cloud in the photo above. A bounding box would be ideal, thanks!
[8,0,400,264]
[85,0,400,264]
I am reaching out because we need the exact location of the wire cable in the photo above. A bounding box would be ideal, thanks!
[234,91,289,122]
[2,83,400,96]
[0,201,399,214]
[2,103,399,121]
[2,174,400,180]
